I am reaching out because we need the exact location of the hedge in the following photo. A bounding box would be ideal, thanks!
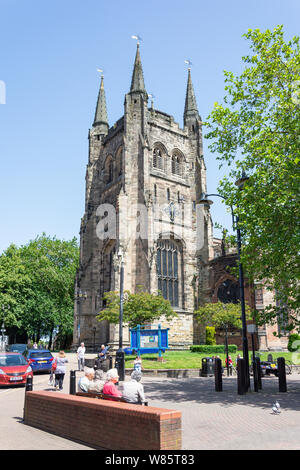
[190,344,237,354]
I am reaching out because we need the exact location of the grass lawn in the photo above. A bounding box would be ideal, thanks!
[124,350,297,369]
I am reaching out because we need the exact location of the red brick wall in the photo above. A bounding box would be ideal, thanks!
[23,391,182,450]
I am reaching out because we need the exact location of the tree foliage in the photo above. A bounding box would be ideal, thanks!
[205,26,300,330]
[97,288,177,328]
[0,234,79,345]
[195,301,252,330]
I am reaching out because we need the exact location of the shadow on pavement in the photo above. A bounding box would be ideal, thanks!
[143,376,300,412]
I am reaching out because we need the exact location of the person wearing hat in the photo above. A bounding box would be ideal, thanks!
[54,351,68,391]
[122,370,146,405]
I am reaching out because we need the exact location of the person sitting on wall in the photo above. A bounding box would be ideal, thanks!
[88,369,106,393]
[122,370,146,405]
[95,344,109,369]
[78,368,95,393]
[102,368,122,399]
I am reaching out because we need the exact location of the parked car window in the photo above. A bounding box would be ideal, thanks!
[7,344,27,353]
[0,354,28,366]
[29,351,52,359]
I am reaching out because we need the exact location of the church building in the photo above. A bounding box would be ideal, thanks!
[73,44,214,350]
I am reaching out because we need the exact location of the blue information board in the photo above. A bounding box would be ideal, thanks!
[124,324,169,357]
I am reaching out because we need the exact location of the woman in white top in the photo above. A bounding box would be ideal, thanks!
[54,351,68,391]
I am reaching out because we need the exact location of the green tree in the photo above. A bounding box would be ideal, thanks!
[205,326,216,345]
[195,301,252,330]
[205,26,300,330]
[0,234,79,346]
[97,288,177,328]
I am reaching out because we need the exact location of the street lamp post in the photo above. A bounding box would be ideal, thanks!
[1,321,5,352]
[235,216,250,390]
[248,323,259,392]
[200,173,250,390]
[75,289,87,345]
[1,305,9,352]
[223,323,230,377]
[115,248,125,381]
[92,326,97,353]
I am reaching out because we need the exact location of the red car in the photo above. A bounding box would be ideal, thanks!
[0,352,33,386]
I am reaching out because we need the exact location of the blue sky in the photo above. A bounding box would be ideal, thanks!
[0,0,299,253]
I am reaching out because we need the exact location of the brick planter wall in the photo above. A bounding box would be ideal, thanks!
[23,391,181,450]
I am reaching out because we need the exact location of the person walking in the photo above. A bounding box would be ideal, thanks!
[133,355,143,373]
[77,342,86,371]
[54,351,68,391]
[225,355,233,376]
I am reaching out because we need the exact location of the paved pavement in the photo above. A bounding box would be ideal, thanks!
[1,353,300,450]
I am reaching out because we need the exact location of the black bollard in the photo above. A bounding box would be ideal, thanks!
[109,355,113,369]
[252,358,259,392]
[115,349,125,381]
[256,357,262,390]
[25,375,33,392]
[277,357,287,392]
[69,370,76,395]
[214,357,223,392]
[237,358,246,395]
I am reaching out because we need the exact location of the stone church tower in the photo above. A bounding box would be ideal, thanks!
[73,45,214,350]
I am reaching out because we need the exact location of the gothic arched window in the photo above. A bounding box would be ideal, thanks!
[104,156,114,184]
[116,146,123,177]
[157,240,181,307]
[217,279,240,304]
[102,243,116,303]
[171,152,183,176]
[153,147,164,171]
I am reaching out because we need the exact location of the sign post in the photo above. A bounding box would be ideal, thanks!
[127,324,169,359]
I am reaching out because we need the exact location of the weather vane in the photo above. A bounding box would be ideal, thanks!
[184,59,193,69]
[97,68,104,77]
[131,34,143,45]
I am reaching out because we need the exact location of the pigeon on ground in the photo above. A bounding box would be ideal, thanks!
[272,402,281,414]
